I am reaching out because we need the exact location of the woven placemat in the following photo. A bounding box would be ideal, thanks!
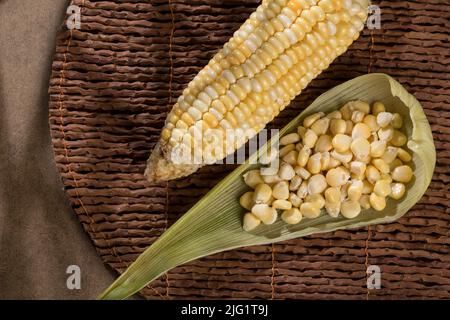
[49,0,449,299]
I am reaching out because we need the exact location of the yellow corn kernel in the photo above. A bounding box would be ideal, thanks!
[307,174,327,195]
[289,175,303,191]
[372,158,390,174]
[325,201,340,217]
[303,112,324,128]
[326,167,350,187]
[347,180,363,201]
[181,113,195,127]
[243,169,264,188]
[272,181,290,200]
[230,84,246,100]
[315,135,332,152]
[300,202,321,219]
[370,140,387,158]
[349,100,371,114]
[305,194,326,209]
[161,128,172,141]
[359,194,371,209]
[397,148,412,163]
[295,166,311,180]
[365,165,380,185]
[279,162,296,180]
[311,117,330,135]
[341,200,361,218]
[219,95,234,110]
[389,158,403,171]
[289,192,303,207]
[303,129,319,148]
[240,191,255,211]
[203,112,219,127]
[392,165,413,183]
[279,143,296,157]
[280,132,300,145]
[258,148,278,164]
[390,182,406,200]
[320,151,331,170]
[296,180,309,199]
[363,114,380,132]
[297,145,312,167]
[327,110,342,120]
[168,114,180,126]
[330,118,347,135]
[378,125,394,141]
[327,157,341,169]
[273,199,293,210]
[262,174,283,184]
[376,112,393,128]
[345,120,354,135]
[281,208,302,224]
[369,193,386,211]
[307,152,322,174]
[340,103,352,120]
[372,101,385,116]
[252,204,278,225]
[352,123,371,140]
[331,149,353,163]
[243,213,261,231]
[362,179,373,194]
[282,150,299,166]
[350,161,367,179]
[351,137,370,161]
[325,187,341,203]
[212,99,227,115]
[332,133,352,152]
[297,125,307,138]
[373,179,391,197]
[392,113,403,129]
[381,146,398,164]
[286,0,303,15]
[380,173,393,183]
[351,110,365,123]
[390,130,407,147]
[253,183,273,203]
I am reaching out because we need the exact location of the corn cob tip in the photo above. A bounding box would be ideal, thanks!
[145,143,201,183]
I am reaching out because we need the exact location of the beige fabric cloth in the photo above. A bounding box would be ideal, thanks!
[0,0,115,299]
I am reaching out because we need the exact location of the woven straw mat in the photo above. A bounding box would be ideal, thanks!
[49,0,449,299]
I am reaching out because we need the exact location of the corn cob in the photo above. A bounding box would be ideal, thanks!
[145,0,369,183]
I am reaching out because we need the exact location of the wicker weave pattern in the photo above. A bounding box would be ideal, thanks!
[49,0,450,299]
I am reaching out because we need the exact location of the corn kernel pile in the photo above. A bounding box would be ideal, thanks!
[240,100,413,231]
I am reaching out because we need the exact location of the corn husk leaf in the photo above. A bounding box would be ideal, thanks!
[99,73,435,300]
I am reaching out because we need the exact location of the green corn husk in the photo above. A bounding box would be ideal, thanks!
[99,73,435,300]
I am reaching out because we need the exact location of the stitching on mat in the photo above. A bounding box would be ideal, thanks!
[163,0,176,299]
[58,0,165,300]
[270,243,276,300]
[367,28,375,74]
[365,27,376,300]
[57,0,118,257]
[364,225,372,300]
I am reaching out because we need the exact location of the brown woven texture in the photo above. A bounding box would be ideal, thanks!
[49,0,449,299]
